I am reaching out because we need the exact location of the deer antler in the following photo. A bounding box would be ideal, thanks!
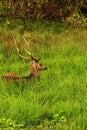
[23,36,34,57]
[13,35,42,61]
[23,35,30,51]
[23,36,42,61]
[13,36,30,60]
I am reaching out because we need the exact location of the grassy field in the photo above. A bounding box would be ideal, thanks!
[0,20,87,130]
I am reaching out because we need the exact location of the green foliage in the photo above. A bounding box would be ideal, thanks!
[0,21,87,129]
[0,118,25,128]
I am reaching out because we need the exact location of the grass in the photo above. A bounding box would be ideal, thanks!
[0,19,87,130]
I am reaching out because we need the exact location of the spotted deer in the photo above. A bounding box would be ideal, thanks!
[2,36,47,82]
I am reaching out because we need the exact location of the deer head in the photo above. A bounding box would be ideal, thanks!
[13,36,47,78]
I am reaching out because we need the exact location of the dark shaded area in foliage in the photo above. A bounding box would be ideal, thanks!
[0,0,87,22]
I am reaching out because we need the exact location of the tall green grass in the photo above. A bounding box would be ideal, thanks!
[0,20,87,130]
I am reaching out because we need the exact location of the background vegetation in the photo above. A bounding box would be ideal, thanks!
[0,0,87,25]
[0,0,87,130]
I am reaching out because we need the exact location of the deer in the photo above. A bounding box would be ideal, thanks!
[2,36,47,82]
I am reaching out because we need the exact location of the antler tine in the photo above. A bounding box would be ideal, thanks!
[13,36,30,60]
[24,48,33,57]
[23,36,31,52]
[23,36,34,57]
